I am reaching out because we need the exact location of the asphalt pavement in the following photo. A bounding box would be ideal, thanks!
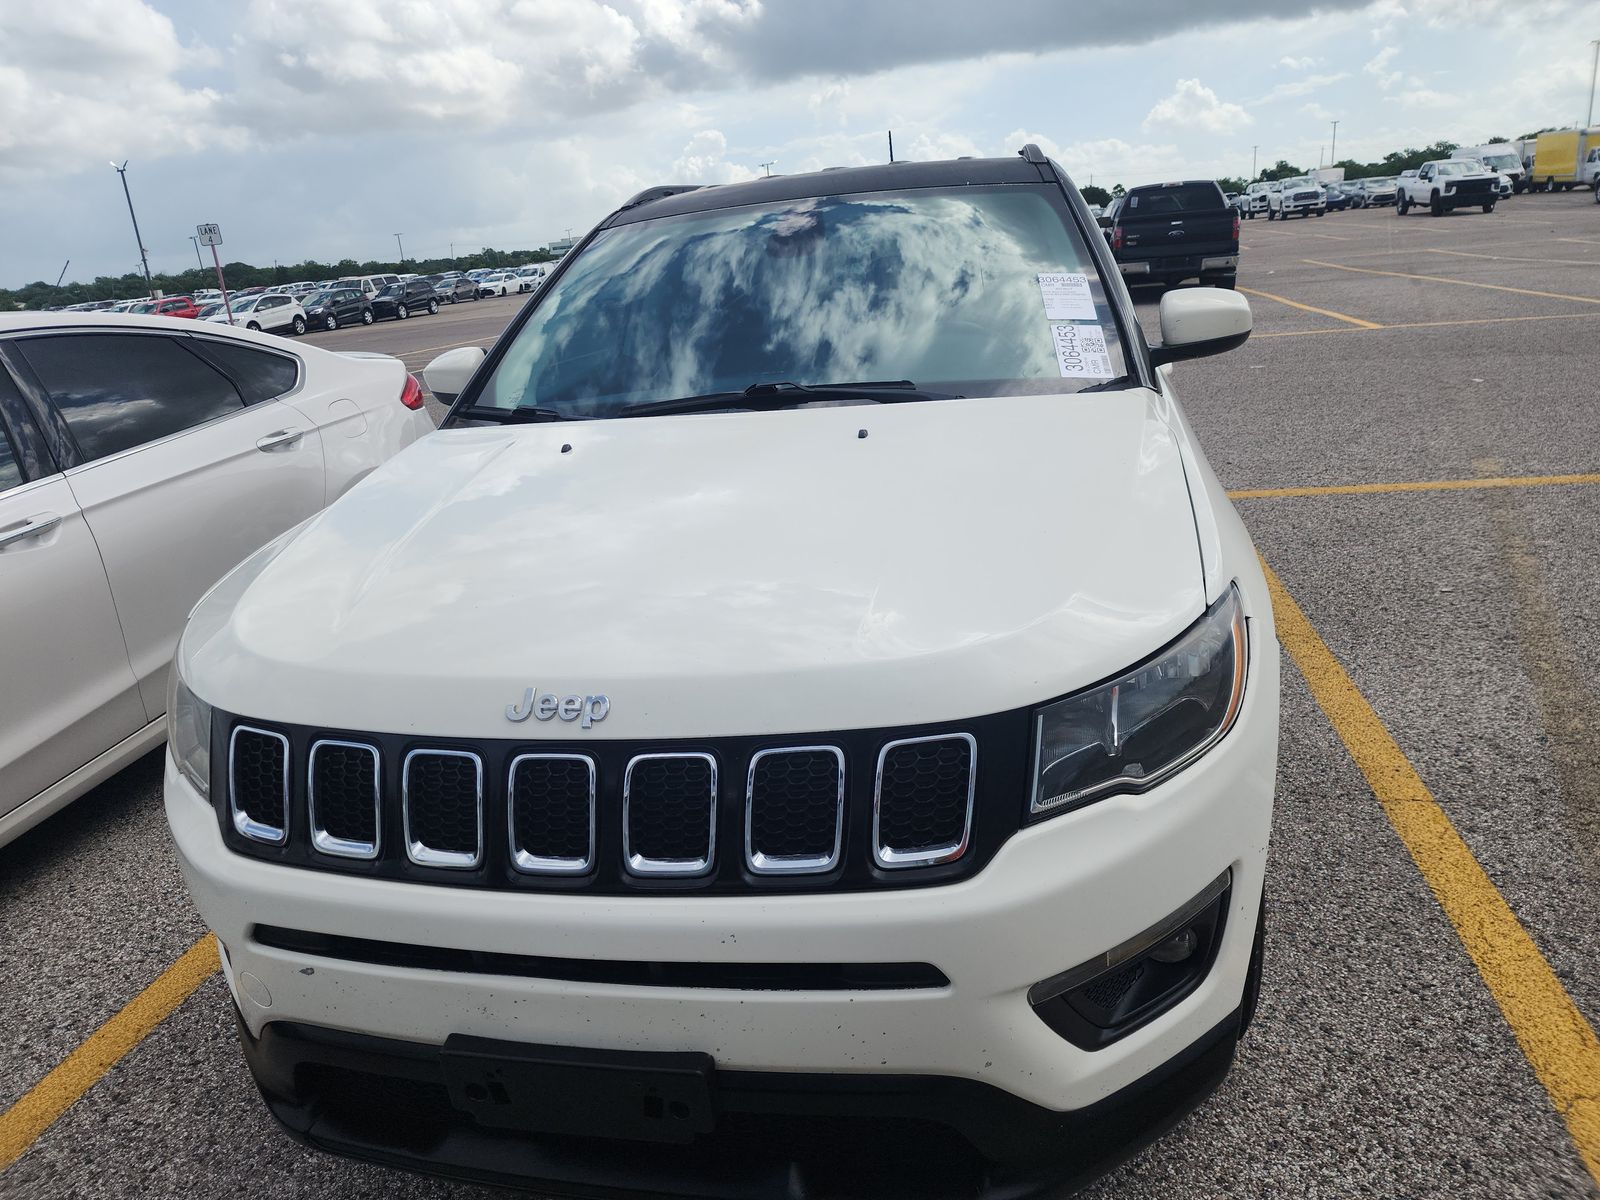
[3,193,1599,1199]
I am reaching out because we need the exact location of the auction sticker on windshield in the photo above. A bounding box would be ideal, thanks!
[1050,323,1112,378]
[1037,272,1098,322]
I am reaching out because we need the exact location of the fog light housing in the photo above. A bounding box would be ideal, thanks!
[1029,871,1231,1050]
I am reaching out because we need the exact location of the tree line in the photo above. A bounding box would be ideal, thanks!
[2,248,556,311]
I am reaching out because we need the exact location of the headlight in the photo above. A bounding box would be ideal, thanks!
[167,662,213,799]
[1030,585,1247,817]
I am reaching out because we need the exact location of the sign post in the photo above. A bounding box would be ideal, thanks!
[196,224,233,325]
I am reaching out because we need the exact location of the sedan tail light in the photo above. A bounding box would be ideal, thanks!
[400,373,426,410]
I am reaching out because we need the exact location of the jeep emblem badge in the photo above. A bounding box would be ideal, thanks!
[507,688,611,729]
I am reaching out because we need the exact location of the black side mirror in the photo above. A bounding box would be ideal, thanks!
[1097,214,1113,229]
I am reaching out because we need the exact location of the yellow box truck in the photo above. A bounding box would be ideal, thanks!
[1531,128,1598,190]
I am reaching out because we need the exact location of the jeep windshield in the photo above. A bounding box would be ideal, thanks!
[464,183,1129,420]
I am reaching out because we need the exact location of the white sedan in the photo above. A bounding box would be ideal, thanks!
[202,292,307,335]
[0,312,435,847]
[476,272,518,297]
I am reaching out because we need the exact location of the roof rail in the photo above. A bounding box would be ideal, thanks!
[1018,143,1048,165]
[620,184,706,210]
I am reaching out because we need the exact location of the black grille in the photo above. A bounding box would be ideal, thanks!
[212,707,1025,895]
[404,751,481,866]
[875,736,974,865]
[626,754,715,872]
[510,755,594,872]
[748,748,843,870]
[230,727,287,841]
[310,742,379,855]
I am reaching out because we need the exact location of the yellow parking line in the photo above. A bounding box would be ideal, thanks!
[1556,237,1600,246]
[1425,248,1599,267]
[1302,258,1600,305]
[1230,472,1600,499]
[1254,309,1600,339]
[0,935,218,1171]
[1264,562,1600,1186]
[1236,286,1383,329]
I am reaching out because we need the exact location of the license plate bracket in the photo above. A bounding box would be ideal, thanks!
[441,1036,716,1144]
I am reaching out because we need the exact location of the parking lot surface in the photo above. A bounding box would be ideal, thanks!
[4,195,1600,1198]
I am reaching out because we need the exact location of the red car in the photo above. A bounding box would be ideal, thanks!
[133,295,201,319]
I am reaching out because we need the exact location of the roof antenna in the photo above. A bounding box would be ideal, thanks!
[888,130,894,163]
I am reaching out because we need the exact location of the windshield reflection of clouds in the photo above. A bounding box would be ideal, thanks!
[489,187,1124,414]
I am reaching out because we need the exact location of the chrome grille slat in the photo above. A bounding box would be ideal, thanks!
[873,733,977,869]
[508,753,596,875]
[745,745,846,875]
[402,749,484,869]
[228,725,289,845]
[308,739,381,860]
[623,752,717,876]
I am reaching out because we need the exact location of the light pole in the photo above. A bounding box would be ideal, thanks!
[1330,120,1340,164]
[110,161,153,294]
[189,235,204,270]
[394,233,405,262]
[1588,40,1599,128]
[759,160,776,176]
[1251,145,1259,181]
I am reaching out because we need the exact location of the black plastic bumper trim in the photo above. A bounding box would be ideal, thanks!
[252,925,950,992]
[237,1006,1241,1199]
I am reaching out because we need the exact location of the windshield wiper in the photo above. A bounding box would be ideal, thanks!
[616,380,960,419]
[460,403,581,424]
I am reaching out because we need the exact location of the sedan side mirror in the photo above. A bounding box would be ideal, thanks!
[1150,288,1252,368]
[423,345,487,404]
[1096,214,1113,229]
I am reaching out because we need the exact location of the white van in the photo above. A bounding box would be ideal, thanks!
[335,274,401,299]
[1457,145,1527,193]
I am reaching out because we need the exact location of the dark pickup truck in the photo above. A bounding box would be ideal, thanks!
[1100,180,1239,289]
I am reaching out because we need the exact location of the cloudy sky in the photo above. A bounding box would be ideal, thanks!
[3,0,1597,288]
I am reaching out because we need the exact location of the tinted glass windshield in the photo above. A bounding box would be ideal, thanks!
[379,284,403,297]
[477,184,1126,417]
[1125,183,1224,213]
[306,291,334,306]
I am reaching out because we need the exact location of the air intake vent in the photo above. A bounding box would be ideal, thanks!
[508,753,595,874]
[873,734,976,868]
[309,740,380,859]
[229,725,289,844]
[402,750,483,869]
[746,746,845,874]
[623,753,717,876]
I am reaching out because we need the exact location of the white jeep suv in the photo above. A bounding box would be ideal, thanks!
[166,147,1279,1199]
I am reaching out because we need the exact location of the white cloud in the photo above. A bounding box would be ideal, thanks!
[1142,79,1252,134]
[1279,55,1317,69]
[1251,71,1350,103]
[1364,45,1401,90]
[670,129,758,183]
[0,0,240,183]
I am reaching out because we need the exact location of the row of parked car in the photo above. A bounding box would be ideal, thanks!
[47,266,548,327]
[1225,154,1518,222]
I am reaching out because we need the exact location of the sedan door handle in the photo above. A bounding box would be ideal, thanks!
[0,513,63,548]
[256,428,304,452]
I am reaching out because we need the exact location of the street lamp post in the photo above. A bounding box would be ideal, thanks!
[1330,120,1340,164]
[189,236,204,270]
[394,233,405,262]
[1588,40,1599,128]
[1251,145,1259,181]
[110,161,154,294]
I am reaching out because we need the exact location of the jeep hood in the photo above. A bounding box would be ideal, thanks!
[190,392,1207,738]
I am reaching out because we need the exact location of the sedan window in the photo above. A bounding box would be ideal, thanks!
[17,334,244,463]
[0,425,21,493]
[196,341,299,405]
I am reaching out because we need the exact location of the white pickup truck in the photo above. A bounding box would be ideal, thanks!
[1267,177,1325,220]
[1396,160,1500,217]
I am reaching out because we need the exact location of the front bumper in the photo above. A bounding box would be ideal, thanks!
[167,620,1277,1193]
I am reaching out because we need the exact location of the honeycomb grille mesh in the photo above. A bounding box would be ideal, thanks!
[876,737,973,857]
[311,743,378,848]
[405,753,480,857]
[627,756,714,865]
[749,749,842,864]
[231,729,287,834]
[511,756,593,866]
